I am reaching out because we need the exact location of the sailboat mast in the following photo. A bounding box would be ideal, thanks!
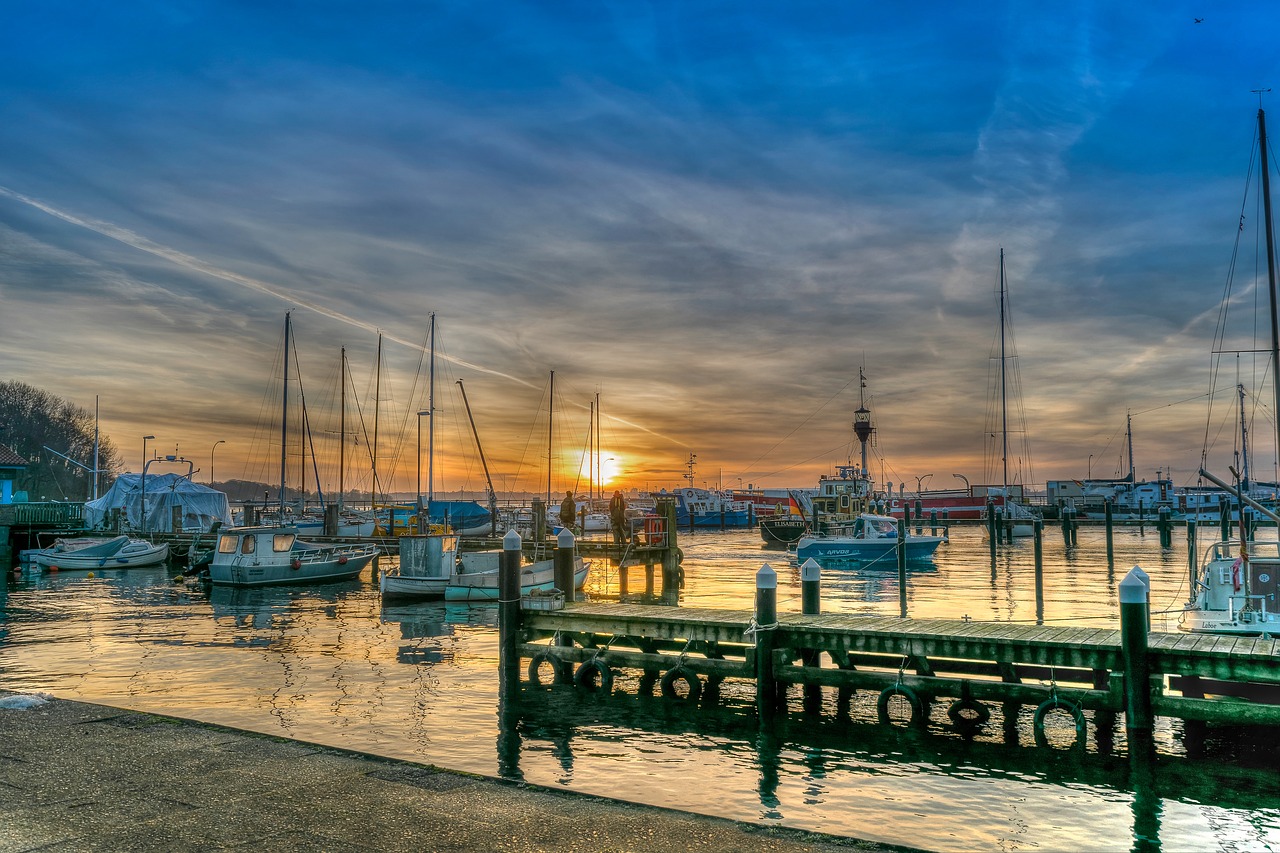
[547,370,554,505]
[339,347,345,508]
[373,332,381,509]
[1127,410,1135,482]
[1239,384,1251,491]
[595,392,601,500]
[1258,108,1280,472]
[427,313,436,504]
[280,312,291,518]
[999,249,1010,491]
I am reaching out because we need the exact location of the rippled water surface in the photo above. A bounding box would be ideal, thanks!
[2,525,1277,852]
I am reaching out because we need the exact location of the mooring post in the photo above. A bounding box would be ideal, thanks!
[1219,496,1230,541]
[1033,517,1044,624]
[1061,505,1071,546]
[498,529,523,697]
[1186,520,1198,592]
[1119,567,1153,733]
[1105,499,1114,565]
[554,527,575,603]
[897,517,908,618]
[658,496,681,604]
[800,557,822,712]
[987,500,997,561]
[1070,507,1079,547]
[531,498,545,542]
[324,504,339,536]
[755,563,779,715]
[801,557,821,615]
[1158,506,1172,549]
[914,499,923,535]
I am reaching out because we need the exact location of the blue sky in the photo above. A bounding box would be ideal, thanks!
[2,1,1279,497]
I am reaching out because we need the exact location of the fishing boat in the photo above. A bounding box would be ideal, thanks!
[30,535,169,570]
[1180,107,1280,636]
[205,526,379,587]
[380,532,459,599]
[444,553,590,602]
[796,513,945,563]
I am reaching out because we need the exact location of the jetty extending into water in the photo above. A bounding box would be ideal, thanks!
[490,530,1280,744]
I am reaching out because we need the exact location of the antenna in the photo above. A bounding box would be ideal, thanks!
[1253,87,1272,107]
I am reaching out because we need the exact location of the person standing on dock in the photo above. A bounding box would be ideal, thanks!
[610,490,627,543]
[560,490,577,532]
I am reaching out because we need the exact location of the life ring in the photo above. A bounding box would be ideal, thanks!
[659,666,702,701]
[1033,696,1086,748]
[573,658,614,692]
[947,698,991,728]
[290,558,302,570]
[877,685,926,726]
[526,650,565,686]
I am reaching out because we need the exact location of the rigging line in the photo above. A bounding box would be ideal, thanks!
[737,375,860,477]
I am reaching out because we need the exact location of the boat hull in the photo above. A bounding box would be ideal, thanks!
[445,559,588,602]
[207,551,376,587]
[33,539,168,570]
[796,536,943,563]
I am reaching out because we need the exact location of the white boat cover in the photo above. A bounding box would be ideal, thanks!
[84,473,233,533]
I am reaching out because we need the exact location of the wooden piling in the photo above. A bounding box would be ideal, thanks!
[987,500,997,561]
[498,529,523,696]
[755,564,779,714]
[897,517,908,618]
[1158,506,1172,549]
[801,558,821,616]
[1120,567,1153,733]
[1033,517,1044,625]
[1105,499,1114,564]
[554,527,576,603]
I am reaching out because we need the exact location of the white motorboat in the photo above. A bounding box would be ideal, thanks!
[796,513,945,564]
[205,526,379,587]
[1180,536,1280,636]
[444,554,590,602]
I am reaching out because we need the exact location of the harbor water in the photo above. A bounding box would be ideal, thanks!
[2,525,1277,852]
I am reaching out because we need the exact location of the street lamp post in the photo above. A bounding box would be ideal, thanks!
[914,474,934,494]
[953,473,970,492]
[141,435,155,474]
[210,440,225,484]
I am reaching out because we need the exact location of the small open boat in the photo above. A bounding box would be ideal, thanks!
[444,554,589,602]
[31,536,169,570]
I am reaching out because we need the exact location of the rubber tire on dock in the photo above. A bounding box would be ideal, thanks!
[659,666,702,701]
[947,698,991,728]
[877,685,927,727]
[573,659,614,693]
[1033,696,1086,748]
[526,651,565,687]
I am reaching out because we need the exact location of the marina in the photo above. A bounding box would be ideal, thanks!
[2,526,1277,851]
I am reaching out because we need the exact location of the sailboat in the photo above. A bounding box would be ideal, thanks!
[985,249,1036,538]
[1181,107,1280,636]
[207,313,379,587]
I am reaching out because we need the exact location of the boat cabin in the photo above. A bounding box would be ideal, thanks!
[217,528,297,558]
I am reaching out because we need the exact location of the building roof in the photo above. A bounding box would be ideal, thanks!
[0,445,29,467]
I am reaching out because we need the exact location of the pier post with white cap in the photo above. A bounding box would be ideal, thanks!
[553,527,576,604]
[498,529,523,696]
[897,517,908,618]
[800,558,822,712]
[1120,566,1153,733]
[754,563,779,714]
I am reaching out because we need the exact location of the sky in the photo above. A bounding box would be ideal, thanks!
[3,1,1280,500]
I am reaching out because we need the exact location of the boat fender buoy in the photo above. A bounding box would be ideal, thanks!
[86,571,95,579]
[1032,697,1086,748]
[291,558,302,570]
[675,547,684,565]
[337,555,348,565]
[573,659,613,693]
[526,650,564,686]
[659,666,702,701]
[876,684,926,726]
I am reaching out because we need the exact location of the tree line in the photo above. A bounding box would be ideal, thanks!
[0,380,124,501]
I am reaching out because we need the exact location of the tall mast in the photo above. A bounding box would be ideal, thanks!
[427,312,436,504]
[339,347,345,508]
[999,249,1010,491]
[280,311,291,517]
[1239,383,1251,492]
[92,396,100,501]
[547,370,554,505]
[1258,108,1280,473]
[852,366,874,473]
[595,391,601,499]
[1127,410,1135,482]
[588,400,595,500]
[373,332,381,509]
